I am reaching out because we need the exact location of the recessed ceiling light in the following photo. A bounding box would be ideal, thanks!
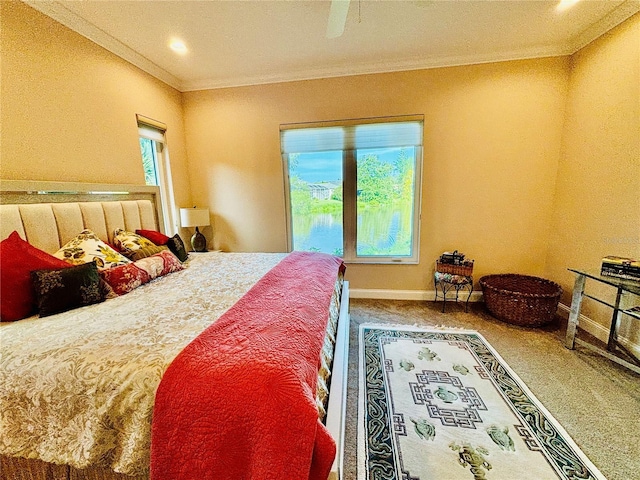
[557,0,581,12]
[169,39,188,55]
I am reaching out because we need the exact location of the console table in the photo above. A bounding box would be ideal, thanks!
[565,268,640,374]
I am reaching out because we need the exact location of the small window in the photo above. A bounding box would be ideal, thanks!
[137,115,177,235]
[139,137,159,186]
[281,116,423,264]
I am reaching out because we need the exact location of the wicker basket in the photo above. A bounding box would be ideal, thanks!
[479,274,562,327]
[436,261,473,276]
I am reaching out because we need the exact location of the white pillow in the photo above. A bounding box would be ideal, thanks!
[54,229,130,269]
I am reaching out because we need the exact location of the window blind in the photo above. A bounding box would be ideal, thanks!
[281,116,423,154]
[137,114,167,142]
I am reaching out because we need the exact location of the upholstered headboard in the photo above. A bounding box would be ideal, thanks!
[0,181,162,254]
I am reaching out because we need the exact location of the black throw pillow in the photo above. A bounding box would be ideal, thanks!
[31,261,106,317]
[166,234,189,262]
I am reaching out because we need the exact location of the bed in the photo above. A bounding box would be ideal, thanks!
[0,181,350,480]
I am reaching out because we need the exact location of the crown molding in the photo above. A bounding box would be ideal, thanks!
[566,0,640,53]
[25,0,640,94]
[180,45,568,92]
[24,0,183,91]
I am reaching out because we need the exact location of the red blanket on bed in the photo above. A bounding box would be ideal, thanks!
[150,252,344,480]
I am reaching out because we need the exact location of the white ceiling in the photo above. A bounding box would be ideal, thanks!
[27,0,640,92]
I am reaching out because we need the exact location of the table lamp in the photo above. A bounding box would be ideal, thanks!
[179,207,210,252]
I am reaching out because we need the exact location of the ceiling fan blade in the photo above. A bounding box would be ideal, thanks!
[326,0,351,38]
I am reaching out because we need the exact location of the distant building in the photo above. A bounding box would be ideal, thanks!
[308,182,339,200]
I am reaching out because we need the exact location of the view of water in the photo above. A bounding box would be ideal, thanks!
[292,204,413,256]
[289,146,415,257]
[293,212,343,255]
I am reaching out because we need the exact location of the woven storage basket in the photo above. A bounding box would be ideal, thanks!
[436,261,473,276]
[479,274,562,327]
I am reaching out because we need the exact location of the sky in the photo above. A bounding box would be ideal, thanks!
[291,148,406,183]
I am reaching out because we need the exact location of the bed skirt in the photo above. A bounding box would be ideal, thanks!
[0,455,146,480]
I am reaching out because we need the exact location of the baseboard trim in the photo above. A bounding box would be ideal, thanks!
[557,303,640,359]
[350,288,484,302]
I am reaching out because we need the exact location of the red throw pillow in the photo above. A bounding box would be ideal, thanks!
[136,229,171,246]
[0,231,72,321]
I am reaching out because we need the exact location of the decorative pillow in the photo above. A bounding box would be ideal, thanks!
[130,245,169,261]
[100,279,118,299]
[31,262,106,317]
[136,229,171,246]
[53,229,130,269]
[136,249,185,279]
[0,231,73,322]
[107,242,123,253]
[99,262,152,296]
[166,234,189,262]
[113,228,157,257]
[100,250,185,295]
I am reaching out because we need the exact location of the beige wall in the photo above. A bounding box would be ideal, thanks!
[0,1,191,216]
[545,14,640,340]
[2,1,637,300]
[183,58,570,291]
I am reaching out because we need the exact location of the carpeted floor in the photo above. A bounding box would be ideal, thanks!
[341,299,640,480]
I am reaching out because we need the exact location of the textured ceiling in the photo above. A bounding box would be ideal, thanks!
[27,0,640,91]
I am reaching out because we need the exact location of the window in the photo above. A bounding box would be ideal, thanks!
[281,116,423,264]
[137,115,177,235]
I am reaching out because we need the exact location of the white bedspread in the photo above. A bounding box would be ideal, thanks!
[0,252,285,475]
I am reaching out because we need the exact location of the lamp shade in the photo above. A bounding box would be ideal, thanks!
[180,207,210,228]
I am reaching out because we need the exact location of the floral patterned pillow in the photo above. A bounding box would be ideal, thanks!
[99,250,185,295]
[99,262,152,296]
[166,234,189,262]
[30,262,106,317]
[113,228,157,258]
[54,229,131,269]
[137,249,185,279]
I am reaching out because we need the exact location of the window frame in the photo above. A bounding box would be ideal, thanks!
[281,116,423,264]
[137,115,177,236]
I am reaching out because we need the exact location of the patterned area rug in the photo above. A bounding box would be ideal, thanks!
[358,325,606,480]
